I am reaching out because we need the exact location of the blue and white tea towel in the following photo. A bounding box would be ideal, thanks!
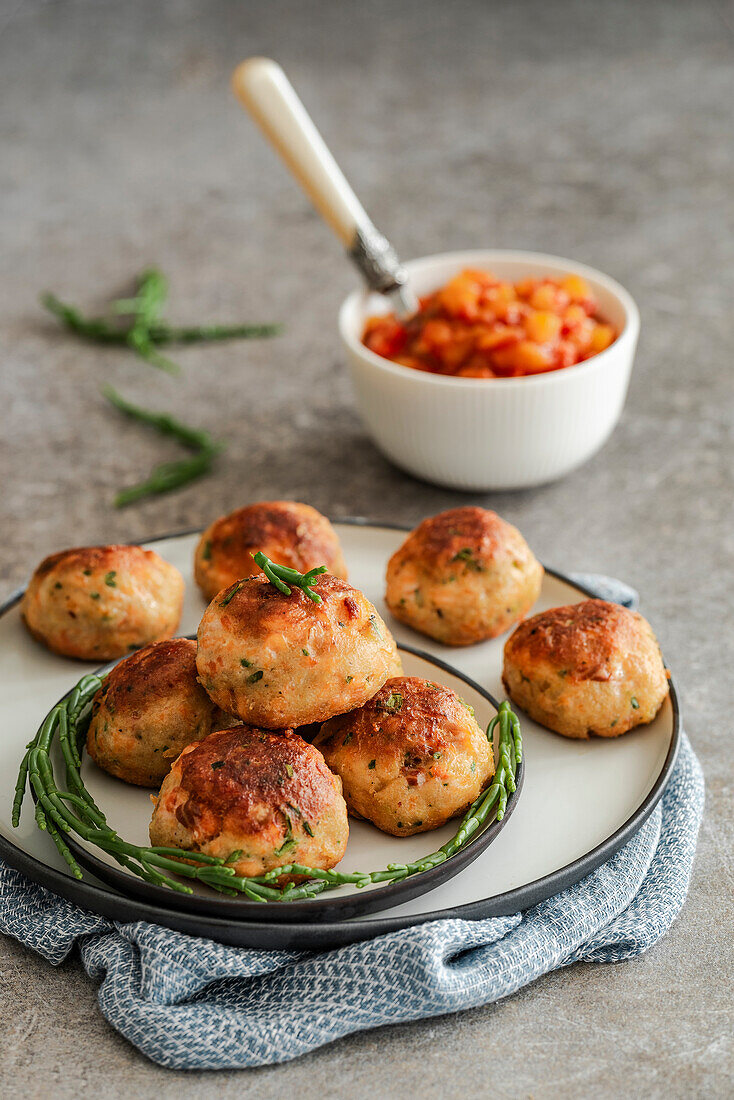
[0,576,705,1070]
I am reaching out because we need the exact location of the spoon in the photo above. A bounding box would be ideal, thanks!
[232,57,419,318]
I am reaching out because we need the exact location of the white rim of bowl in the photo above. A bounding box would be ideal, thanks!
[338,249,640,389]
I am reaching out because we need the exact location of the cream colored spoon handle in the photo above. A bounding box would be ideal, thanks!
[232,56,368,247]
[232,57,417,313]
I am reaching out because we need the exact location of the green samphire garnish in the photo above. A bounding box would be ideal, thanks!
[42,268,281,505]
[253,551,327,605]
[42,268,281,376]
[103,385,224,508]
[12,677,522,903]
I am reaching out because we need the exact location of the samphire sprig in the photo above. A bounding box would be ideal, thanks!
[253,551,327,604]
[42,268,282,376]
[13,680,522,903]
[43,268,282,505]
[102,385,224,507]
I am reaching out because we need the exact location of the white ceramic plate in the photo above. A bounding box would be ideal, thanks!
[0,522,678,949]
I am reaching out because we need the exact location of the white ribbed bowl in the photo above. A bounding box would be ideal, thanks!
[339,250,639,490]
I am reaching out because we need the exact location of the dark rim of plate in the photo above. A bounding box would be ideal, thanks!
[0,519,680,946]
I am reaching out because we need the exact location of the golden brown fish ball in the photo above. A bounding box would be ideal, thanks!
[86,638,231,787]
[194,501,347,601]
[22,545,184,660]
[149,726,349,879]
[502,599,669,739]
[385,507,543,646]
[314,676,495,836]
[196,573,401,729]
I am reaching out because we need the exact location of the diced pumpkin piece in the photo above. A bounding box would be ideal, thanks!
[561,274,591,301]
[567,317,594,349]
[588,323,616,353]
[530,283,570,312]
[524,310,563,343]
[512,341,556,373]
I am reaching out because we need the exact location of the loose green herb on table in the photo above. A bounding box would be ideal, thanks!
[43,267,282,503]
[103,386,224,507]
[42,268,282,376]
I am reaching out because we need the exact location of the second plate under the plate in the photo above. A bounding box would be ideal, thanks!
[56,644,522,922]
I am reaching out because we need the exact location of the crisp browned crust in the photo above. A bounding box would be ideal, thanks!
[504,599,642,683]
[32,544,157,579]
[207,572,364,637]
[388,507,526,577]
[163,727,338,843]
[314,676,494,836]
[91,638,199,713]
[317,676,473,761]
[21,544,184,660]
[194,501,347,600]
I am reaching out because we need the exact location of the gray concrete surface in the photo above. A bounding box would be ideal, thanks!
[1,0,732,1096]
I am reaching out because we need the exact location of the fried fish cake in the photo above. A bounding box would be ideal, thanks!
[87,639,231,787]
[385,507,542,646]
[314,676,495,836]
[149,726,349,880]
[196,573,401,729]
[22,545,184,660]
[194,501,347,601]
[502,599,669,739]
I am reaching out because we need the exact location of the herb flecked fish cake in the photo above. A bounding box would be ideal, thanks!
[196,573,402,729]
[502,599,669,739]
[87,639,234,787]
[149,726,349,880]
[194,501,347,602]
[385,507,543,646]
[314,676,495,836]
[22,545,184,660]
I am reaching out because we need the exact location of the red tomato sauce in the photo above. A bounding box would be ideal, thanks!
[362,269,617,378]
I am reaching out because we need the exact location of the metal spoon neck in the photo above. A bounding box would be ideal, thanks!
[348,224,419,318]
